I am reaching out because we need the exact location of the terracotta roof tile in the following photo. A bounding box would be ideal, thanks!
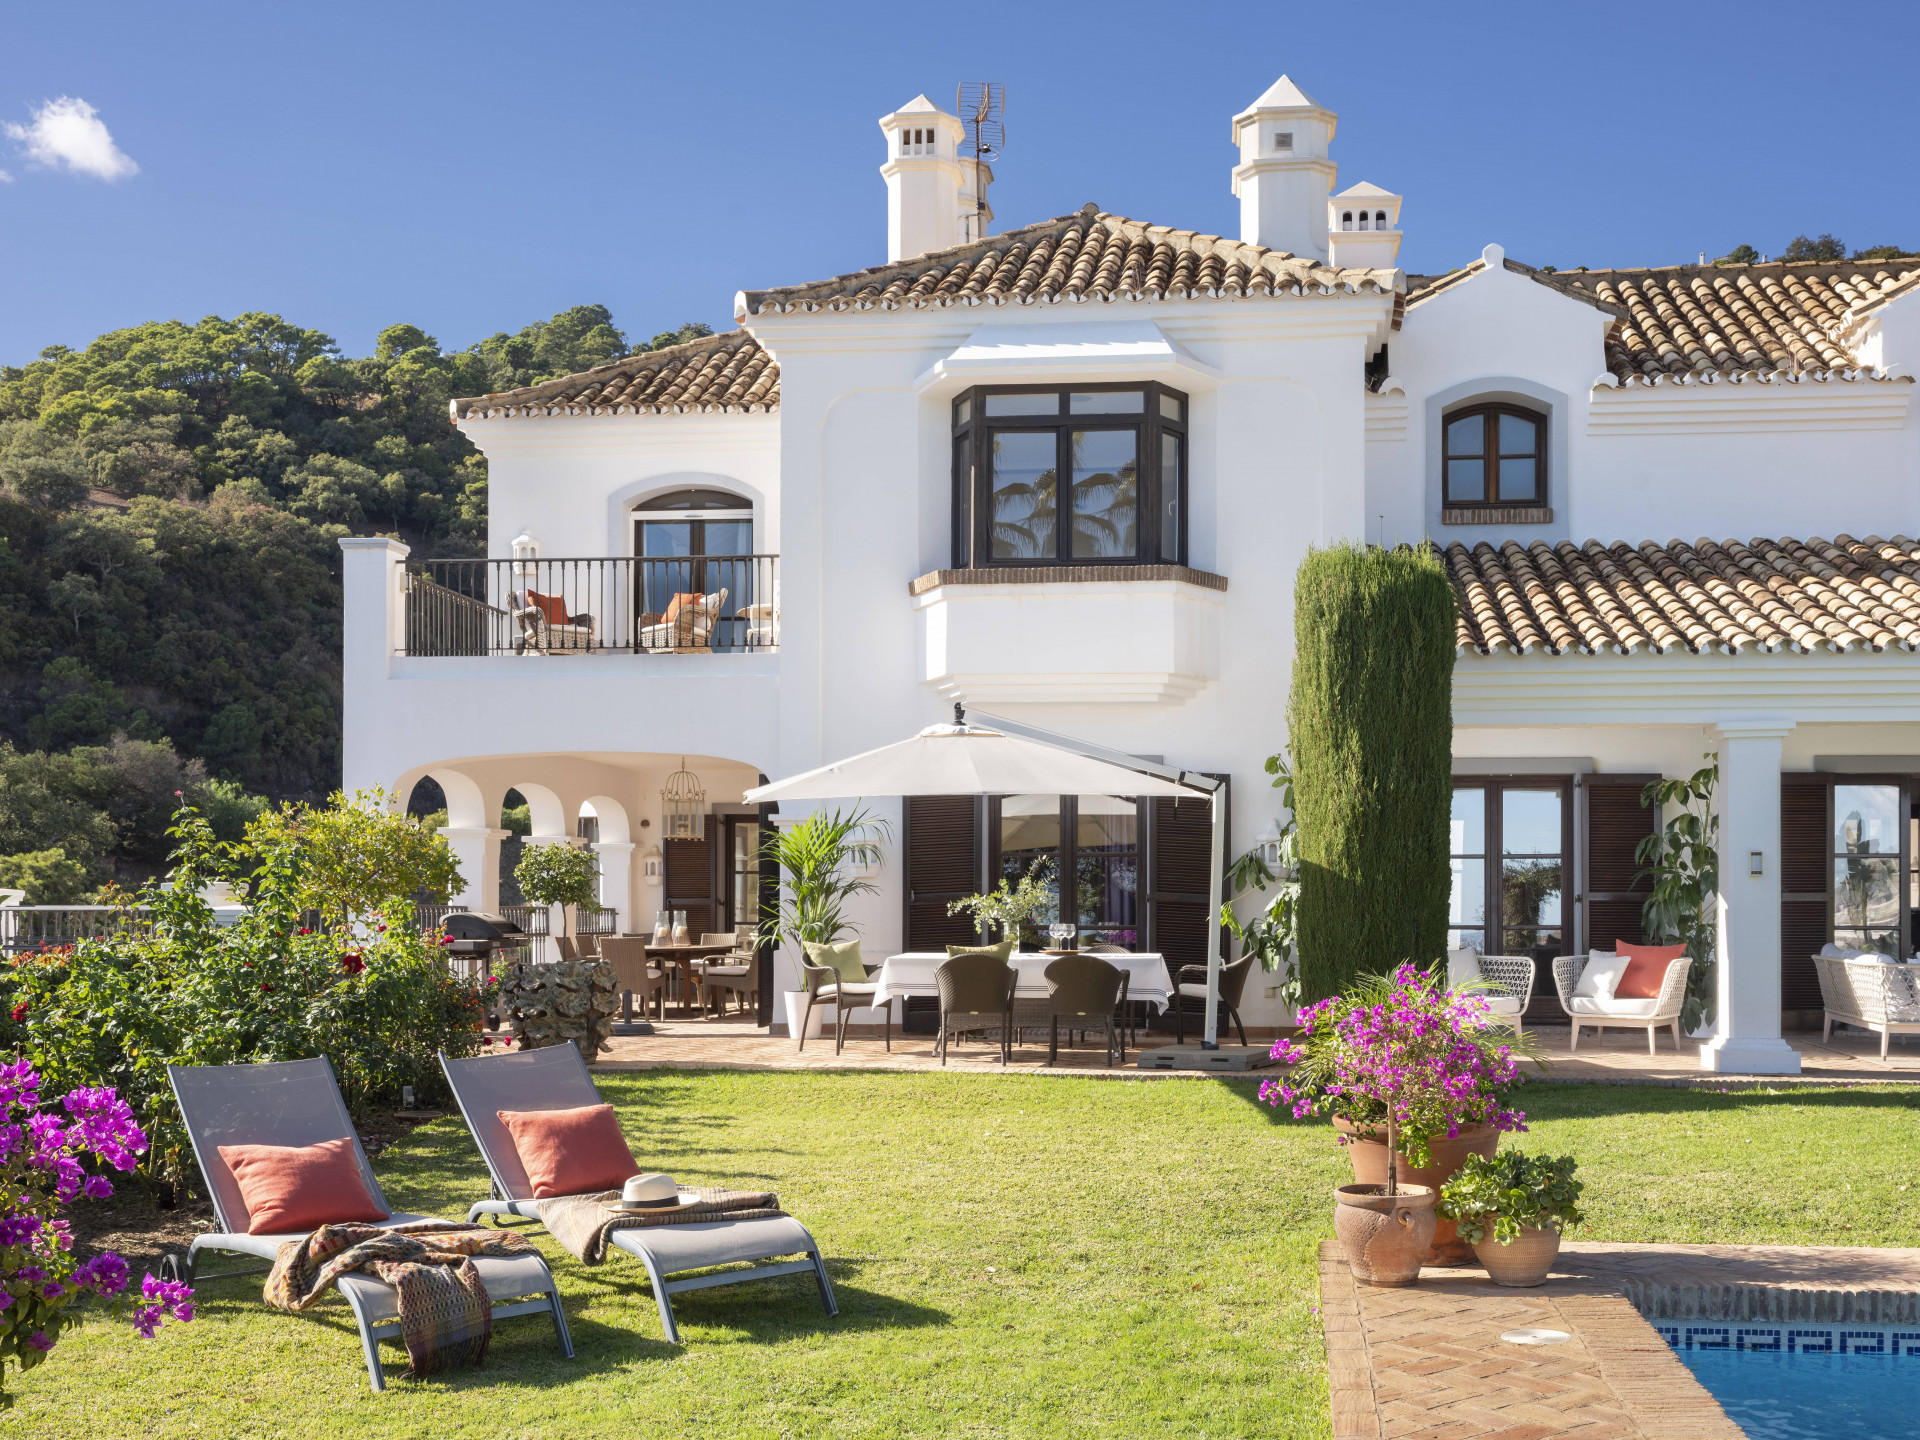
[739,203,1401,315]
[453,330,777,421]
[1448,535,1920,656]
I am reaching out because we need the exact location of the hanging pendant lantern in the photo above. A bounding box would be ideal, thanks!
[661,758,707,840]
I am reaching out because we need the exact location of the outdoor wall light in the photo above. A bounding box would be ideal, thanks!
[1749,850,1764,876]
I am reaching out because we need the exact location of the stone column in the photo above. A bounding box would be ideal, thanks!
[1699,720,1802,1075]
[591,841,636,935]
[438,826,503,914]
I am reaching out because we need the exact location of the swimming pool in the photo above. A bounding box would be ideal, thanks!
[1661,1323,1920,1440]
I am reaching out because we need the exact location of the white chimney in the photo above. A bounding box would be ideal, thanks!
[1230,75,1337,260]
[1327,183,1402,270]
[878,95,990,263]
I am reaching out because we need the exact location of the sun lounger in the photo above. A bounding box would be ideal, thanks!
[439,1041,836,1343]
[167,1056,573,1390]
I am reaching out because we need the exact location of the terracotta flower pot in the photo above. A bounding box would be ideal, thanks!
[1333,1118,1499,1265]
[1471,1224,1562,1287]
[1333,1183,1436,1288]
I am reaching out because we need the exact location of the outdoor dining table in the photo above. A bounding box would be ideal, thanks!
[628,938,738,1017]
[871,951,1175,1013]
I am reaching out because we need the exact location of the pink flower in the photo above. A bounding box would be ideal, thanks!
[25,1330,53,1353]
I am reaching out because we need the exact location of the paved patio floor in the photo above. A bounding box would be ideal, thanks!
[590,1015,1920,1083]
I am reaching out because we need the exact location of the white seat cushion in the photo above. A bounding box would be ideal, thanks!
[1481,996,1524,1016]
[608,1214,816,1273]
[1176,982,1235,1000]
[1568,996,1660,1018]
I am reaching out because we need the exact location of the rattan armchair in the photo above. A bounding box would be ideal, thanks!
[698,931,759,1016]
[1171,953,1254,1046]
[1551,953,1690,1054]
[1448,950,1535,1032]
[934,954,1016,1065]
[798,948,886,1054]
[597,937,664,1023]
[1043,957,1129,1068]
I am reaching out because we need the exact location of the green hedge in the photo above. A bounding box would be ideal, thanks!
[1289,543,1457,1000]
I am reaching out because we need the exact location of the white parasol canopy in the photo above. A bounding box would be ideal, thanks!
[743,722,1197,804]
[744,710,1232,1050]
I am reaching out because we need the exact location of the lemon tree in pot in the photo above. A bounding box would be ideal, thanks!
[1438,1150,1585,1287]
[1264,964,1533,1286]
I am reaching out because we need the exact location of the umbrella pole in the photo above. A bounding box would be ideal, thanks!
[1203,787,1225,1050]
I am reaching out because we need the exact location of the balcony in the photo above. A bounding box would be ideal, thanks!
[910,563,1226,704]
[400,555,779,657]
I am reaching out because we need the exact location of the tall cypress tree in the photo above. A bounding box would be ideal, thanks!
[1289,543,1457,1000]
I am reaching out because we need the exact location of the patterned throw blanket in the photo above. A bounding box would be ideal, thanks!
[542,1187,783,1265]
[264,1220,538,1377]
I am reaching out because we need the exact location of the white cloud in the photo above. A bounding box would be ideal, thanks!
[3,97,138,181]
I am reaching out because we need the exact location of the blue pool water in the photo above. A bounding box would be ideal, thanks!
[1678,1347,1913,1439]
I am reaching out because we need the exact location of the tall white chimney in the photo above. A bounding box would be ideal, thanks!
[1327,183,1403,270]
[878,94,990,262]
[1230,76,1337,260]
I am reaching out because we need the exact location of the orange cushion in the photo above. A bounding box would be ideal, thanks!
[662,592,699,625]
[216,1136,387,1235]
[497,1103,641,1199]
[1614,941,1687,999]
[526,588,570,625]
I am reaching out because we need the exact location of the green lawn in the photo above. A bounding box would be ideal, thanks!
[17,1073,1920,1439]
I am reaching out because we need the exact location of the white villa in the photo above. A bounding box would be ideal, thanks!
[339,76,1920,1073]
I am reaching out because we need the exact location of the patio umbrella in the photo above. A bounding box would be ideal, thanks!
[744,707,1231,1048]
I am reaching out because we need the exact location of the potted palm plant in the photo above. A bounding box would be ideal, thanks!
[1264,963,1532,1286]
[1438,1150,1585,1287]
[757,808,888,1038]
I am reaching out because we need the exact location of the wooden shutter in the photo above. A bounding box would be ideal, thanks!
[664,837,714,935]
[903,795,983,951]
[1580,774,1659,954]
[1146,775,1229,977]
[1780,774,1830,1013]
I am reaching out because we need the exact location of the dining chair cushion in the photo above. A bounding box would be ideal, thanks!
[945,939,1016,962]
[802,939,867,986]
[216,1136,388,1235]
[1614,941,1687,1000]
[497,1102,641,1199]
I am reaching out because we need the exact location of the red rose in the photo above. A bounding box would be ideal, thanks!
[10,1002,26,1023]
[260,983,274,993]
[339,953,365,975]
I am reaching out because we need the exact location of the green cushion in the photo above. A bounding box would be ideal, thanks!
[802,939,868,986]
[945,938,1016,962]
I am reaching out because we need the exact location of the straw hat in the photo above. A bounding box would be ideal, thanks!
[618,1172,699,1210]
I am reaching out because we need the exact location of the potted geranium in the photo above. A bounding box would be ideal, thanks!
[1264,963,1532,1284]
[1438,1150,1585,1287]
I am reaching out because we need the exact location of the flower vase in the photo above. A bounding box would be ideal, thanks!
[1333,1183,1436,1287]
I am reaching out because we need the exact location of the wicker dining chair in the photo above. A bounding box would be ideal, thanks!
[596,936,664,1022]
[934,954,1016,1065]
[1042,957,1130,1068]
[1171,953,1255,1046]
[697,931,757,1016]
[555,934,600,964]
[1079,943,1137,1046]
[798,941,886,1054]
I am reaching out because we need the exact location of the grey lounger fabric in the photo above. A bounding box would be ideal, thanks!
[439,1041,837,1343]
[167,1056,573,1390]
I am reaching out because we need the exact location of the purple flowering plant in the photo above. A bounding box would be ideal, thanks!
[1260,963,1536,1193]
[0,1059,191,1406]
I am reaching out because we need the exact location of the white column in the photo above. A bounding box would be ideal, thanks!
[438,827,503,914]
[337,536,408,791]
[592,841,635,935]
[1699,720,1802,1075]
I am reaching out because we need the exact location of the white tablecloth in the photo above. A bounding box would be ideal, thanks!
[873,952,1174,1012]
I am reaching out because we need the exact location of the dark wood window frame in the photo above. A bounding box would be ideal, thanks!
[1441,401,1547,509]
[1448,775,1574,976]
[988,794,1147,945]
[950,382,1187,569]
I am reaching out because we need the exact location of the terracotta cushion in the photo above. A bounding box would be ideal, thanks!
[1613,940,1686,999]
[525,588,570,625]
[662,592,699,624]
[216,1136,387,1235]
[497,1103,641,1199]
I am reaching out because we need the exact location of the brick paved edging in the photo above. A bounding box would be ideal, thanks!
[1561,1241,1920,1325]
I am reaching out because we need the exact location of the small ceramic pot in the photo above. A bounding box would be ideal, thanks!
[1334,1118,1499,1265]
[1333,1183,1437,1288]
[1471,1224,1562,1287]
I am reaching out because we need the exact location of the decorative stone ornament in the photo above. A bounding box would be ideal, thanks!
[502,958,619,1059]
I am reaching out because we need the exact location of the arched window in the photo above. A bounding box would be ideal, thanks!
[1443,403,1545,507]
[633,488,755,626]
[1374,210,1388,229]
[1358,212,1370,231]
[1341,211,1355,231]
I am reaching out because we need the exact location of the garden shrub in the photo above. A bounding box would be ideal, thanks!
[1289,542,1456,1000]
[5,803,491,1196]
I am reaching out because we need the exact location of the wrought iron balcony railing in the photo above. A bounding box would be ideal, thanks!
[402,555,779,657]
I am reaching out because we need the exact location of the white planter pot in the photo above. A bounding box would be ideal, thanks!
[782,990,828,1041]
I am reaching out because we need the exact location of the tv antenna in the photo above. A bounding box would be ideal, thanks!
[956,82,1004,243]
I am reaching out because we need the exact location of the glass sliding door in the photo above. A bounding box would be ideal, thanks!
[1833,784,1901,955]
[994,795,1141,948]
[1448,778,1571,976]
[1499,788,1565,958]
[1448,786,1488,953]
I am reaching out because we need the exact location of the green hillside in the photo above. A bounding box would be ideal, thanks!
[0,305,709,894]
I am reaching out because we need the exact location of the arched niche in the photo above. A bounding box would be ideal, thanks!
[508,781,567,838]
[580,795,632,845]
[427,768,488,830]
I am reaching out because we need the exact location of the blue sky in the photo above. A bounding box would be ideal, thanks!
[4,0,1918,366]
